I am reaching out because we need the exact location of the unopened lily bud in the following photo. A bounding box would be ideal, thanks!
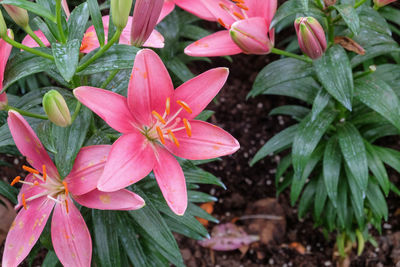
[0,92,7,110]
[2,4,29,28]
[111,0,133,29]
[373,0,397,8]
[294,17,327,59]
[42,90,71,127]
[0,9,7,38]
[131,0,164,47]
[229,17,274,55]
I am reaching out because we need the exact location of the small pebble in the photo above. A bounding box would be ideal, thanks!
[268,258,274,265]
[13,158,19,165]
[383,223,392,229]
[266,180,272,185]
[324,261,332,266]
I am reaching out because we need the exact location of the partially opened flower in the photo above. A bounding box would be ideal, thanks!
[74,49,239,215]
[2,111,145,267]
[179,0,277,57]
[0,28,12,93]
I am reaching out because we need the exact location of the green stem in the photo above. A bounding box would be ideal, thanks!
[270,48,313,63]
[56,0,67,43]
[76,29,122,73]
[327,16,335,46]
[24,25,46,47]
[6,106,48,120]
[354,0,368,9]
[101,69,120,88]
[373,4,379,10]
[70,101,81,123]
[2,35,54,60]
[315,0,324,9]
[354,65,376,79]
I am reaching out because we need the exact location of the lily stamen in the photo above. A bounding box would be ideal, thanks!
[10,176,21,186]
[22,194,27,210]
[156,126,166,145]
[165,97,170,115]
[183,118,192,137]
[167,130,180,147]
[152,110,166,124]
[22,165,39,174]
[65,199,69,213]
[176,100,192,114]
[62,181,69,197]
[233,11,244,20]
[42,165,47,181]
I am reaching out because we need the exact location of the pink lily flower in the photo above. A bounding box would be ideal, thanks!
[22,15,165,53]
[74,49,239,215]
[0,29,12,92]
[178,0,277,57]
[2,111,145,267]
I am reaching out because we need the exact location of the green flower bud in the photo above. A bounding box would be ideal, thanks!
[43,90,71,127]
[0,9,7,38]
[111,0,133,29]
[2,4,29,28]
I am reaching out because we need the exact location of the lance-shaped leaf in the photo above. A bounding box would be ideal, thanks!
[67,2,89,42]
[333,4,360,35]
[313,45,354,110]
[323,136,341,207]
[52,39,81,82]
[365,142,390,196]
[345,165,365,228]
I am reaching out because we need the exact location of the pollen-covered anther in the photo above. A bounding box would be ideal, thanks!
[233,11,245,20]
[65,198,69,213]
[10,176,21,186]
[165,97,170,115]
[236,3,249,10]
[22,193,27,210]
[22,165,39,174]
[233,0,245,3]
[33,181,39,186]
[183,118,192,137]
[219,2,229,11]
[218,18,227,28]
[156,126,166,145]
[152,110,166,124]
[176,100,192,114]
[62,181,69,196]
[42,165,47,181]
[167,129,180,147]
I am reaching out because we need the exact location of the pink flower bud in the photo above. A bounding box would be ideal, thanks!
[42,90,71,127]
[0,92,7,110]
[2,3,29,28]
[294,17,327,59]
[229,17,274,55]
[373,0,397,7]
[131,0,164,47]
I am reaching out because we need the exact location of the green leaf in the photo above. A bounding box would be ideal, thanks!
[36,121,57,154]
[92,210,121,267]
[337,122,368,193]
[165,58,194,82]
[344,165,365,228]
[325,200,337,232]
[87,0,105,46]
[269,105,310,121]
[372,146,400,173]
[181,24,211,40]
[359,7,391,35]
[52,102,91,177]
[182,160,225,188]
[314,174,327,219]
[311,89,331,121]
[298,179,316,219]
[52,39,81,82]
[292,109,336,176]
[323,136,341,207]
[366,180,388,220]
[33,17,57,45]
[67,2,89,42]
[0,180,18,204]
[77,45,140,75]
[250,124,299,166]
[42,251,59,267]
[371,64,400,94]
[333,4,360,35]
[2,50,55,91]
[336,178,348,229]
[275,155,292,187]
[116,213,148,267]
[195,110,214,121]
[365,142,390,196]
[188,190,217,203]
[355,76,400,131]
[313,45,354,110]
[248,58,315,99]
[1,0,56,22]
[380,6,400,27]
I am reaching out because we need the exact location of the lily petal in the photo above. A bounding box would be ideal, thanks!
[153,146,187,215]
[51,199,92,267]
[80,28,101,54]
[7,110,58,178]
[158,0,175,23]
[65,145,111,196]
[74,86,137,133]
[245,0,277,24]
[127,49,174,125]
[184,30,242,57]
[0,32,12,91]
[21,30,51,48]
[143,30,165,48]
[74,189,145,210]
[98,132,155,192]
[15,174,46,209]
[165,120,240,160]
[173,67,229,119]
[2,198,54,267]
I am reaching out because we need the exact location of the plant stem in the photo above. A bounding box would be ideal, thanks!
[2,35,54,60]
[101,69,120,88]
[354,65,376,79]
[327,16,335,46]
[354,0,368,9]
[56,0,67,43]
[70,101,81,123]
[6,106,48,120]
[24,25,46,47]
[76,29,122,73]
[270,48,313,63]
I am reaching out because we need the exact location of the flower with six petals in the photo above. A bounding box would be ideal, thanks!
[2,111,145,267]
[74,49,240,215]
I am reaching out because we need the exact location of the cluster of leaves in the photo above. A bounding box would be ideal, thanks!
[249,0,400,256]
[0,0,222,265]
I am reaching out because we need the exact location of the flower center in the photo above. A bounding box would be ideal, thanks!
[217,0,249,29]
[10,165,70,213]
[143,97,193,147]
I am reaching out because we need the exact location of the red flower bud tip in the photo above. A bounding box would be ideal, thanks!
[0,92,7,110]
[131,0,164,47]
[373,0,397,8]
[294,17,327,60]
